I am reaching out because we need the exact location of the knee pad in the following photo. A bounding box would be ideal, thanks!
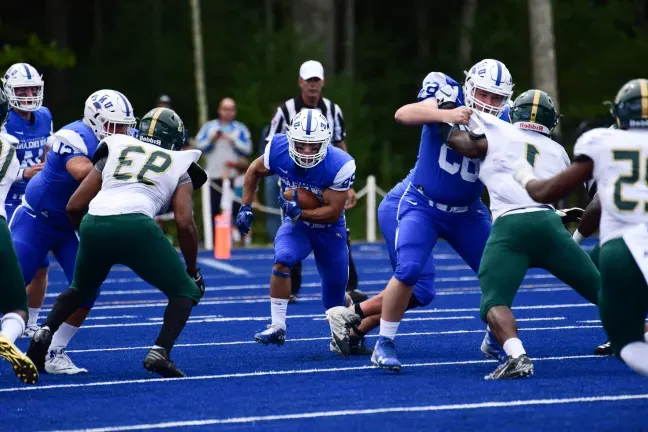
[394,261,422,287]
[411,285,435,308]
[274,248,297,269]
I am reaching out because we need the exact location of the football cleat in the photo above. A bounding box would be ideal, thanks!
[371,336,401,371]
[0,334,38,384]
[330,334,373,356]
[254,324,286,346]
[26,326,53,371]
[143,347,185,378]
[20,324,41,339]
[485,354,534,380]
[480,329,507,363]
[326,306,362,358]
[45,349,88,375]
[594,341,614,356]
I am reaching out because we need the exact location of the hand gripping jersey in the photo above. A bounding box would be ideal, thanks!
[89,135,202,218]
[0,133,20,219]
[574,128,648,245]
[1,107,52,202]
[473,112,570,220]
[263,134,355,226]
[23,120,99,228]
[408,72,511,206]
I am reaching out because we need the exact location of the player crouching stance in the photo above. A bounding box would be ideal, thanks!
[236,109,357,349]
[515,79,648,377]
[0,90,38,384]
[447,90,601,379]
[27,108,207,378]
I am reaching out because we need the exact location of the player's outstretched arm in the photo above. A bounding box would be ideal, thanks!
[241,156,270,205]
[172,182,199,272]
[67,168,103,229]
[300,188,347,224]
[394,99,471,126]
[523,159,594,204]
[446,128,488,159]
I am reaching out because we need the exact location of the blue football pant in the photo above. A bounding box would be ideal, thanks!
[274,219,348,310]
[6,201,49,269]
[9,205,98,308]
[378,188,491,306]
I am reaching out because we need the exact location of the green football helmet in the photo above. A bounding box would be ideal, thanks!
[509,89,559,136]
[607,78,648,129]
[138,107,186,150]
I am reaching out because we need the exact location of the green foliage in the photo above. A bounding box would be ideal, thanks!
[0,35,76,69]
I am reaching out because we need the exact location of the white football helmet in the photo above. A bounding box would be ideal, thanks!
[1,63,44,112]
[286,109,331,168]
[83,89,136,140]
[464,59,514,116]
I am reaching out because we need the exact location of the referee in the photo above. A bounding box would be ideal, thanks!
[266,60,367,304]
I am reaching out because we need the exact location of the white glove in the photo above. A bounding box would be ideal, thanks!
[572,229,586,244]
[512,158,536,188]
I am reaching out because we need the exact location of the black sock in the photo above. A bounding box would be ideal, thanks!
[154,296,194,352]
[354,303,366,319]
[43,288,84,333]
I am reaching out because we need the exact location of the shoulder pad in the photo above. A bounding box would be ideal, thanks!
[92,142,109,165]
[187,162,207,190]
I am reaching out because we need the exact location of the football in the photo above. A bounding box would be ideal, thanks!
[283,188,320,210]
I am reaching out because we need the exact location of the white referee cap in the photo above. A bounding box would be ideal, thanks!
[299,60,324,80]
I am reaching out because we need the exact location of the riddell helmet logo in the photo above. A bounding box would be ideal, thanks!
[629,119,648,128]
[518,122,544,132]
[140,135,162,145]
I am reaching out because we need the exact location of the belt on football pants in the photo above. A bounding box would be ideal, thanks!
[410,183,470,213]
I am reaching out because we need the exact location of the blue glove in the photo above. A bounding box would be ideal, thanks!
[278,189,302,221]
[236,204,254,235]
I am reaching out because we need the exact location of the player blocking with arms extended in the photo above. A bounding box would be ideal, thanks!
[236,109,357,347]
[444,90,601,378]
[0,89,39,384]
[28,107,207,377]
[1,63,53,338]
[10,89,136,374]
[328,59,519,365]
[514,79,648,376]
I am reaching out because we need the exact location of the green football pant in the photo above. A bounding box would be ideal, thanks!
[71,214,201,304]
[0,218,27,315]
[598,238,648,356]
[479,210,601,321]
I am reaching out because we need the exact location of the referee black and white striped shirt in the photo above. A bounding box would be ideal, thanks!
[265,95,346,145]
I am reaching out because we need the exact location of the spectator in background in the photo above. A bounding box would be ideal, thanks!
[259,107,281,241]
[195,97,252,239]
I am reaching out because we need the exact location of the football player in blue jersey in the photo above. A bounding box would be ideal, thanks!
[236,109,357,347]
[329,59,517,368]
[1,63,54,338]
[12,89,136,374]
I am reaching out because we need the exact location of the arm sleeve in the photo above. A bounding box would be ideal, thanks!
[417,72,461,105]
[329,160,356,191]
[263,136,275,174]
[94,157,108,173]
[54,129,91,164]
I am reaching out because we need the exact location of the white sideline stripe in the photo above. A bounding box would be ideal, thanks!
[196,258,250,275]
[84,315,138,321]
[67,325,604,354]
[48,392,648,431]
[515,317,565,322]
[1,354,599,394]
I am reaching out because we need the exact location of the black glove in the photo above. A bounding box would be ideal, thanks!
[187,268,205,298]
[556,207,585,224]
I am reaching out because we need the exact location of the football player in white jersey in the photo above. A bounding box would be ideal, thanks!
[445,89,601,379]
[27,107,208,378]
[0,89,39,384]
[514,79,648,377]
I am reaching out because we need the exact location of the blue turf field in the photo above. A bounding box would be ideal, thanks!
[2,238,648,431]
